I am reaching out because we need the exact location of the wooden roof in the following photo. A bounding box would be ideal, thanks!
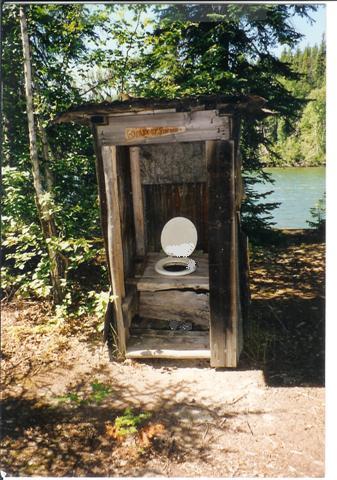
[53,94,273,125]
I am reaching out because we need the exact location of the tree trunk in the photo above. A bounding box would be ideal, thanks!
[19,6,64,304]
[37,116,56,192]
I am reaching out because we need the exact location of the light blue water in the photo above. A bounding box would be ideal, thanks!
[252,167,326,228]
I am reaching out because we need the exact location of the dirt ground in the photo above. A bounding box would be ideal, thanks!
[1,230,325,477]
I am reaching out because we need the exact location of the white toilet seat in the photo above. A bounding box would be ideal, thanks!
[155,256,196,277]
[154,217,198,277]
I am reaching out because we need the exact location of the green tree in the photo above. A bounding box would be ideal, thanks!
[2,4,109,310]
[263,38,325,167]
[127,4,317,235]
[19,6,65,303]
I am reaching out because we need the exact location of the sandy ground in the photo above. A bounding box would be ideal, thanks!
[1,308,325,478]
[1,231,325,477]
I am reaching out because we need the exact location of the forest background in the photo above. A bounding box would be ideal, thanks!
[1,3,326,325]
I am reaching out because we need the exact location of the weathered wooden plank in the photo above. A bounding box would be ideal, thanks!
[110,110,226,128]
[55,94,269,125]
[102,129,228,146]
[130,146,146,256]
[116,146,136,278]
[238,219,251,333]
[133,277,209,292]
[233,213,241,362]
[140,253,209,278]
[139,290,210,327]
[92,127,109,279]
[126,348,210,360]
[130,318,172,330]
[235,152,245,209]
[143,183,208,252]
[126,331,210,359]
[93,129,121,357]
[140,142,206,185]
[97,110,230,146]
[129,252,209,291]
[101,145,126,354]
[130,329,208,338]
[146,251,208,258]
[122,287,138,332]
[110,147,126,298]
[207,139,238,368]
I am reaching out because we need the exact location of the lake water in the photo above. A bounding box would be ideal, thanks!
[252,167,326,229]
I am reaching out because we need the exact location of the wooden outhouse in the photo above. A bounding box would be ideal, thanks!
[55,94,269,367]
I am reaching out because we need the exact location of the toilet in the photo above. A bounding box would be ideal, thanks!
[155,217,198,276]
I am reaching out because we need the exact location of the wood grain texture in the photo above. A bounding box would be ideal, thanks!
[130,329,208,337]
[130,146,146,256]
[126,331,210,359]
[235,215,243,358]
[55,94,269,125]
[101,145,126,354]
[207,140,238,368]
[238,220,251,330]
[122,287,138,332]
[139,290,210,327]
[132,253,209,291]
[143,183,208,252]
[140,142,206,184]
[116,146,136,278]
[97,110,230,146]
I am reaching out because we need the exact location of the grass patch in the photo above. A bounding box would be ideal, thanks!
[56,380,112,406]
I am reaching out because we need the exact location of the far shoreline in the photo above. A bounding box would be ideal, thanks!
[262,164,326,169]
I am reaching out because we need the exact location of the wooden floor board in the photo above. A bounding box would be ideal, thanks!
[126,330,210,359]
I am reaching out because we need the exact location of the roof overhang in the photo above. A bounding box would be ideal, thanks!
[53,94,275,126]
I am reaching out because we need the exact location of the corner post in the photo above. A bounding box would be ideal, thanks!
[206,139,238,367]
[101,145,126,356]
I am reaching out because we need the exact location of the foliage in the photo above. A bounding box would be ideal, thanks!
[56,380,112,406]
[124,4,319,237]
[307,193,326,230]
[2,4,325,313]
[2,4,108,315]
[262,40,326,167]
[76,4,152,101]
[112,408,152,439]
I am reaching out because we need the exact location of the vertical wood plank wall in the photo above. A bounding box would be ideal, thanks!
[96,112,245,366]
[207,139,239,367]
[143,183,208,252]
[139,143,208,252]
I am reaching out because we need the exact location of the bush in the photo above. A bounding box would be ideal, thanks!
[306,193,325,232]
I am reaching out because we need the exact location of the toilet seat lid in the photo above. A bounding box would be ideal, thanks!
[160,217,197,258]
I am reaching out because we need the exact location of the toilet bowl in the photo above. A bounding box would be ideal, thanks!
[155,217,198,277]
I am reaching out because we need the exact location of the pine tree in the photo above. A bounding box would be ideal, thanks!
[130,4,318,235]
[262,37,326,167]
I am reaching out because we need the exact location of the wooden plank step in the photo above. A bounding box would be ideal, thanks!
[130,328,208,337]
[126,331,210,359]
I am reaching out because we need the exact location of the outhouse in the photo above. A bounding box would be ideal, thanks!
[55,94,269,367]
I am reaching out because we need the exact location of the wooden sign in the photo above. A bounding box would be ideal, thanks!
[125,126,186,141]
[98,111,231,145]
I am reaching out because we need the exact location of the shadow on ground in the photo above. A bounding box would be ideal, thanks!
[135,231,325,387]
[241,229,325,387]
[0,230,325,476]
[1,376,255,476]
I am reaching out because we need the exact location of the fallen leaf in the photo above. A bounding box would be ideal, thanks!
[138,423,165,447]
